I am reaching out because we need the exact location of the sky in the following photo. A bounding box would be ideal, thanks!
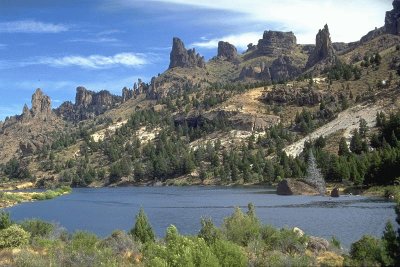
[0,0,394,120]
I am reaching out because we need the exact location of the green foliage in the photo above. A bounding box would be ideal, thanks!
[100,230,140,256]
[0,224,30,248]
[348,235,387,266]
[326,61,361,81]
[130,208,155,244]
[222,205,261,246]
[20,219,55,240]
[198,217,222,245]
[211,239,247,267]
[145,225,220,267]
[0,211,12,230]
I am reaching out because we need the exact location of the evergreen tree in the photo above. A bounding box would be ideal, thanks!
[305,151,326,195]
[338,137,350,156]
[130,208,155,244]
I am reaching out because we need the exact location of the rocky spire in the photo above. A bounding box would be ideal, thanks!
[31,88,52,120]
[169,37,205,69]
[21,104,31,121]
[385,0,400,35]
[306,24,336,68]
[217,41,238,61]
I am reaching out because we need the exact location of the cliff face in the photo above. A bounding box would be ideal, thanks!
[56,87,122,121]
[169,37,205,69]
[385,0,400,35]
[217,41,238,62]
[257,31,297,56]
[306,24,336,69]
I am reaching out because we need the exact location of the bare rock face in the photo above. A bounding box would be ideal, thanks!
[270,56,302,82]
[31,88,52,120]
[277,179,320,195]
[257,31,297,56]
[385,0,400,35]
[122,87,133,102]
[263,86,335,106]
[56,87,122,121]
[217,41,238,61]
[306,24,336,69]
[169,37,205,69]
[239,62,271,82]
[21,104,31,121]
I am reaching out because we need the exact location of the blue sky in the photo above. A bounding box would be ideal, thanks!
[0,0,393,120]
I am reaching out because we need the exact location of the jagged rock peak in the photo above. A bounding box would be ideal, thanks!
[31,88,51,119]
[306,24,336,68]
[217,41,237,61]
[75,86,93,107]
[257,31,297,56]
[385,0,400,35]
[169,37,205,69]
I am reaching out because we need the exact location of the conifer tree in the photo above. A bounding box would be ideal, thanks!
[305,151,326,195]
[130,208,155,244]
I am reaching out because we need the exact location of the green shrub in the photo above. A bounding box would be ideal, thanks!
[13,249,50,267]
[69,231,99,253]
[212,239,247,267]
[20,219,55,240]
[0,211,12,230]
[348,235,386,266]
[198,217,222,245]
[222,206,261,246]
[101,230,140,256]
[0,225,30,248]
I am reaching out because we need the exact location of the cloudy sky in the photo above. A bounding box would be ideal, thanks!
[0,0,393,120]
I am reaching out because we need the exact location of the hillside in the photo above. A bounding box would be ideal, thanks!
[0,1,400,189]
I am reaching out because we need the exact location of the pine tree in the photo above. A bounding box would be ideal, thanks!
[305,151,326,195]
[130,208,155,244]
[338,137,350,156]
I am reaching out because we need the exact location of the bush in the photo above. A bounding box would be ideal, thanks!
[212,239,247,267]
[20,219,55,240]
[222,206,261,246]
[198,217,222,245]
[0,211,12,230]
[0,225,30,248]
[101,230,140,256]
[348,235,386,266]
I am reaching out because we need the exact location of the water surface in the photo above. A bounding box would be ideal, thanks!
[7,186,397,248]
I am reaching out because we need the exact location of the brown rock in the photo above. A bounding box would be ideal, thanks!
[276,179,320,195]
[330,187,340,198]
[217,41,238,61]
[385,0,400,35]
[31,88,52,120]
[270,56,302,82]
[169,37,205,69]
[257,31,297,56]
[308,236,330,253]
[122,87,133,102]
[306,24,336,68]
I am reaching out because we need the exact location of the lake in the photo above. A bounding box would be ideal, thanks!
[6,186,397,248]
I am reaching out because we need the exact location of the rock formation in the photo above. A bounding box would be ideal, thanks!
[306,24,336,69]
[385,0,400,35]
[31,88,52,120]
[257,31,297,56]
[122,87,133,102]
[239,62,271,81]
[276,179,320,196]
[56,87,122,121]
[270,56,302,82]
[169,37,205,69]
[217,41,238,61]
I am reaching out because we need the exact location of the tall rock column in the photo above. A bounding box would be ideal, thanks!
[306,24,336,69]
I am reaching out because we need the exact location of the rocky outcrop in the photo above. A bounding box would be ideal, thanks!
[306,24,336,69]
[217,41,238,62]
[276,179,320,195]
[257,31,297,56]
[307,236,330,253]
[56,87,122,121]
[31,88,52,120]
[270,56,302,82]
[169,37,205,69]
[122,87,133,102]
[385,0,400,35]
[239,63,271,81]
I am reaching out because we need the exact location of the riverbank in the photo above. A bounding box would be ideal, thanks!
[0,186,72,208]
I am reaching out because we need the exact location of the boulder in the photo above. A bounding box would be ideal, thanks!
[385,0,400,35]
[217,41,238,61]
[307,236,330,253]
[169,37,205,69]
[306,24,336,69]
[330,187,340,198]
[276,179,320,195]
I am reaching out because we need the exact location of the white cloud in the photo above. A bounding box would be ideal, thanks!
[0,20,69,33]
[191,32,261,50]
[38,53,148,69]
[147,0,391,43]
[67,37,121,44]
